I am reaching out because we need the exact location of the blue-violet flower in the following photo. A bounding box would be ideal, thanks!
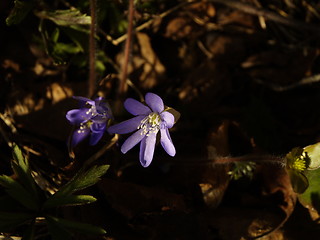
[66,96,112,147]
[108,93,176,167]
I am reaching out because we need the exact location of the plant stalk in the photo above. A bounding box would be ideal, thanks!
[88,0,97,97]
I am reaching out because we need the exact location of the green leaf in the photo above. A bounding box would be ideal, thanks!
[46,216,73,240]
[0,195,25,211]
[51,28,60,43]
[0,211,34,231]
[46,216,106,235]
[44,195,97,209]
[6,0,35,26]
[22,219,35,240]
[288,169,309,194]
[35,9,91,32]
[54,165,109,198]
[52,42,82,60]
[61,26,89,52]
[298,168,320,212]
[304,142,320,170]
[0,175,38,210]
[11,144,39,200]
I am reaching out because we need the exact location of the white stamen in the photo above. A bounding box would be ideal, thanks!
[138,112,161,135]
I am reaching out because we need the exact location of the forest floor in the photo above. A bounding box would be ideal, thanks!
[1,0,320,239]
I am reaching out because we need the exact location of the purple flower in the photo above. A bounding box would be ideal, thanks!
[108,93,177,167]
[66,96,112,147]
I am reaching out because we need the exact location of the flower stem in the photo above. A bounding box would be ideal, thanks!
[119,0,134,98]
[88,0,97,98]
[214,155,285,166]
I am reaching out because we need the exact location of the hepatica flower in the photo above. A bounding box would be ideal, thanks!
[66,96,112,147]
[108,93,178,167]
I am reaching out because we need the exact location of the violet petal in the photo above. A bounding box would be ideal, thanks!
[91,114,108,124]
[73,96,94,107]
[124,98,151,116]
[90,122,106,132]
[121,129,146,154]
[139,137,147,166]
[160,128,176,156]
[160,111,175,128]
[140,133,156,167]
[108,115,145,134]
[89,131,104,145]
[71,127,90,147]
[66,109,90,124]
[145,93,164,113]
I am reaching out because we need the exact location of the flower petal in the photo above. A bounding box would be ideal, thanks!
[89,131,104,145]
[124,98,151,116]
[95,97,113,118]
[121,129,146,154]
[90,123,106,145]
[139,137,147,166]
[90,122,106,132]
[91,115,108,124]
[108,115,145,134]
[140,133,156,167]
[73,96,94,107]
[160,111,175,128]
[160,128,176,156]
[66,109,90,124]
[145,93,164,113]
[71,127,90,147]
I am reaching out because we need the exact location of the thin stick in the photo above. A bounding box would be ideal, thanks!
[88,0,97,97]
[106,1,190,45]
[214,155,285,166]
[118,0,134,98]
[208,0,320,33]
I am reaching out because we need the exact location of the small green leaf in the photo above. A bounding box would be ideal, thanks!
[61,26,90,52]
[304,142,320,170]
[0,211,34,231]
[11,144,39,200]
[46,216,106,235]
[50,42,82,63]
[51,28,60,43]
[288,169,309,194]
[0,175,38,210]
[44,195,97,209]
[6,0,35,26]
[54,165,109,198]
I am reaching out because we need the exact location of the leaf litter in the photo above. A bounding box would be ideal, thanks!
[1,0,320,239]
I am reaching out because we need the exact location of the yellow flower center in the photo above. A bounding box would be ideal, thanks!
[138,113,161,135]
[291,155,307,172]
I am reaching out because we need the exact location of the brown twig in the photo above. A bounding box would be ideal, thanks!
[88,0,97,98]
[118,0,134,99]
[208,0,320,33]
[214,154,285,166]
[106,1,191,46]
[253,73,320,91]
